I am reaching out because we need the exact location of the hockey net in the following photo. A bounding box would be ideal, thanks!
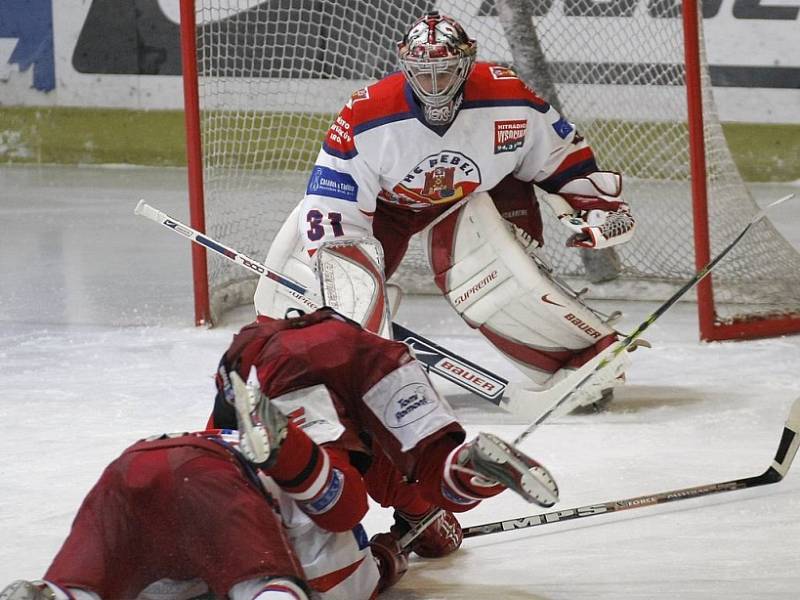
[181,0,800,340]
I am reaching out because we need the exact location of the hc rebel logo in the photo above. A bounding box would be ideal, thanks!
[393,151,482,206]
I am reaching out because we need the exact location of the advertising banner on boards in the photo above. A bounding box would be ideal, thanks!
[0,0,798,122]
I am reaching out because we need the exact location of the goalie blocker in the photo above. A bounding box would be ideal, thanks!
[254,205,392,339]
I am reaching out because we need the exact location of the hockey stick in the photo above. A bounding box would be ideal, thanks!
[509,193,795,444]
[399,193,795,548]
[463,395,800,538]
[134,200,509,401]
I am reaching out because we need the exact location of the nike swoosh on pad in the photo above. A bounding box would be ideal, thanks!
[541,294,565,307]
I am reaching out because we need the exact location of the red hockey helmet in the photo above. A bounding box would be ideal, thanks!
[398,12,477,122]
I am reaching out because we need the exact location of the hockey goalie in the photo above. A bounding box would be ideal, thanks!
[254,11,636,411]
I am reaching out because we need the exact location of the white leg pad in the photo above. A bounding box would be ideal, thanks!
[429,192,617,387]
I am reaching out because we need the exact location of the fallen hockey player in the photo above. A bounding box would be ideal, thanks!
[1,308,559,600]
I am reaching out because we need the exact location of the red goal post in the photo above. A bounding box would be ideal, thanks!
[179,0,800,341]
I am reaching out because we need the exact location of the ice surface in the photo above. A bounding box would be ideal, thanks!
[1,166,799,599]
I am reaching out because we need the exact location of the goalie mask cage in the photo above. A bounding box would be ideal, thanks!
[180,0,800,341]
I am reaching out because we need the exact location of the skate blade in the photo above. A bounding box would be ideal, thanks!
[477,433,559,507]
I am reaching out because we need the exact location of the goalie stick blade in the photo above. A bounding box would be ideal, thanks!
[391,323,509,402]
[764,395,800,481]
[462,395,800,540]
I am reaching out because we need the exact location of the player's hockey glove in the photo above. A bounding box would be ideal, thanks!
[444,432,559,507]
[393,509,463,558]
[370,531,410,591]
[542,171,635,249]
[228,370,288,467]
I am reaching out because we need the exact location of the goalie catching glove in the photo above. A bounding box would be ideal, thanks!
[542,171,636,249]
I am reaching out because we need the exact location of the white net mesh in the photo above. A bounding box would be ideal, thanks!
[190,0,800,327]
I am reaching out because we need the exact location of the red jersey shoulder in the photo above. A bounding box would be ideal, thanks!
[324,72,410,157]
[464,62,549,109]
[347,72,411,128]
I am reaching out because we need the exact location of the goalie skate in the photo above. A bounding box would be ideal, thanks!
[230,370,287,467]
[0,581,54,600]
[463,432,559,507]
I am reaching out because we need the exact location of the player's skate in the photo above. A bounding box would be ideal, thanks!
[0,581,55,600]
[455,432,559,507]
[230,370,288,467]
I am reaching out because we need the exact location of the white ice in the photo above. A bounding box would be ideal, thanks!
[1,165,799,599]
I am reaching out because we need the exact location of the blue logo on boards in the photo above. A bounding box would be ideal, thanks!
[0,0,55,91]
[552,117,574,139]
[307,166,359,202]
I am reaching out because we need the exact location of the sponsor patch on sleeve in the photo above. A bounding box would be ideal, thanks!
[494,119,527,153]
[323,112,357,159]
[552,117,574,139]
[362,362,458,451]
[307,166,359,202]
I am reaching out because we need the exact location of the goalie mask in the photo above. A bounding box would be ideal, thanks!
[398,11,477,126]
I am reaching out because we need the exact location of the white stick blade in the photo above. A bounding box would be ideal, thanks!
[772,396,800,478]
[766,193,795,211]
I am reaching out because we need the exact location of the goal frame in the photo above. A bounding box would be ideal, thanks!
[179,0,800,341]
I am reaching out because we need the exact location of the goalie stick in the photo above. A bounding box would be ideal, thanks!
[463,395,800,538]
[134,200,509,401]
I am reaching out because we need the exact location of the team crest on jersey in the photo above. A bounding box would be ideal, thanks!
[490,65,519,80]
[347,87,370,108]
[494,120,527,153]
[393,151,481,206]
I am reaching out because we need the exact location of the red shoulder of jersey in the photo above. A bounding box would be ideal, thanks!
[462,62,550,113]
[323,73,413,159]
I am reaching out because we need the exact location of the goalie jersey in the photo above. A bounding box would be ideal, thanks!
[296,61,599,256]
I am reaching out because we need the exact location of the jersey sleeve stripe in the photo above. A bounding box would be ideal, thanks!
[323,142,359,160]
[353,111,416,136]
[537,148,599,192]
[461,97,550,113]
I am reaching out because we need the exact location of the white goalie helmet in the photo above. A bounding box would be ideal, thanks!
[398,11,477,125]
